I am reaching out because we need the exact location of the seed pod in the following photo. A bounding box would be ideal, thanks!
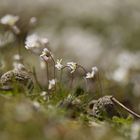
[0,68,34,93]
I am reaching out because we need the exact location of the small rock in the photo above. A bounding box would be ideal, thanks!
[90,96,120,120]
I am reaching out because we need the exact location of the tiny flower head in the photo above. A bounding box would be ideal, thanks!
[25,34,49,55]
[55,59,63,70]
[0,14,19,26]
[86,66,98,79]
[40,91,47,96]
[48,79,56,90]
[29,17,37,25]
[67,62,77,73]
[86,71,95,79]
[40,48,51,62]
[13,54,21,61]
[13,54,23,63]
[92,66,98,74]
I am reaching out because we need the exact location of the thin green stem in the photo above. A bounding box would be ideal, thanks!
[59,69,63,84]
[77,64,88,92]
[32,67,42,90]
[77,64,87,74]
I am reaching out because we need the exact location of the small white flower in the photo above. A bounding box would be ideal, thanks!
[55,59,63,70]
[48,79,56,90]
[0,14,19,26]
[25,34,49,54]
[29,17,37,25]
[67,62,77,73]
[40,48,51,62]
[92,66,98,73]
[32,101,40,110]
[86,71,95,79]
[67,94,73,100]
[40,91,49,101]
[40,91,47,96]
[13,54,21,61]
[86,66,98,79]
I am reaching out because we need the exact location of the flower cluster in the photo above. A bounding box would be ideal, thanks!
[23,32,99,92]
[25,34,49,55]
[0,14,19,26]
[0,14,20,34]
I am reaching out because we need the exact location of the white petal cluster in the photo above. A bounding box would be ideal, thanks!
[25,34,49,55]
[67,62,77,73]
[48,79,56,90]
[86,66,98,79]
[55,59,63,70]
[0,14,19,26]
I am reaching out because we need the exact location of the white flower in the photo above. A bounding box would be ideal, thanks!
[32,101,40,110]
[0,14,19,26]
[40,91,47,96]
[25,34,49,54]
[40,48,51,62]
[48,79,56,90]
[86,66,98,79]
[86,71,95,79]
[40,91,49,101]
[92,66,98,73]
[13,54,21,61]
[55,59,63,70]
[29,17,37,25]
[67,62,77,73]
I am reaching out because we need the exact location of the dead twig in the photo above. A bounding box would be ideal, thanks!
[111,96,140,119]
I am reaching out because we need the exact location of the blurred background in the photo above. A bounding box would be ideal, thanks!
[0,0,140,112]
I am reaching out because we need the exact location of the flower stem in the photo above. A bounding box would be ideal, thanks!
[50,55,56,79]
[60,69,63,84]
[70,73,74,89]
[77,64,87,74]
[32,66,42,90]
[77,64,88,92]
[46,62,49,89]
